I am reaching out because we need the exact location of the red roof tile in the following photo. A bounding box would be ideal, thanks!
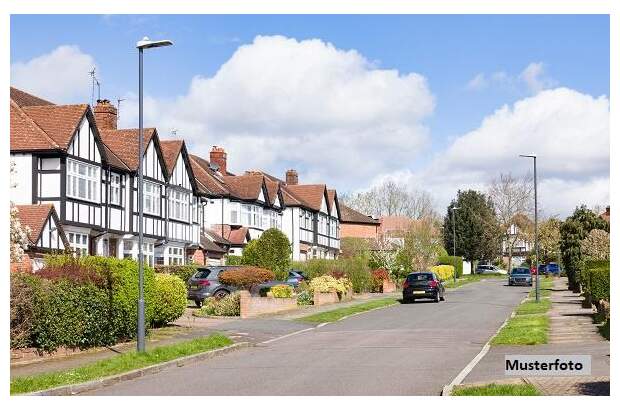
[222,174,265,201]
[10,87,54,107]
[211,224,249,245]
[14,204,64,245]
[340,204,380,225]
[99,128,157,171]
[189,155,230,196]
[285,184,327,211]
[159,140,184,174]
[10,100,59,151]
[21,104,88,149]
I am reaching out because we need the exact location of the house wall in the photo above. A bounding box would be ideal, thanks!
[341,223,378,239]
[282,206,301,260]
[10,153,33,204]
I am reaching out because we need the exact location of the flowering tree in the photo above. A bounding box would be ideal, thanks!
[10,161,30,262]
[581,229,610,261]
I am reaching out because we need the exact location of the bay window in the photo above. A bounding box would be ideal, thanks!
[169,189,189,221]
[67,159,100,202]
[167,247,184,265]
[144,182,161,215]
[67,232,89,256]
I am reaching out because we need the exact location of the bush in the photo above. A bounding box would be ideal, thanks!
[309,275,349,295]
[328,270,346,279]
[240,229,291,279]
[437,255,463,278]
[341,256,372,293]
[154,264,199,285]
[151,274,187,327]
[200,292,240,316]
[589,267,610,303]
[10,273,41,349]
[371,268,390,293]
[430,265,455,281]
[225,254,242,265]
[219,266,275,289]
[290,259,340,279]
[296,290,313,306]
[270,284,294,298]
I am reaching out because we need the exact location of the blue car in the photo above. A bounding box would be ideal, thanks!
[546,263,561,276]
[508,267,533,286]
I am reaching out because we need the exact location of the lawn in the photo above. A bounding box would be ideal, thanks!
[10,333,232,395]
[443,273,507,289]
[452,383,540,396]
[298,297,398,323]
[529,276,554,298]
[491,314,549,345]
[516,298,551,315]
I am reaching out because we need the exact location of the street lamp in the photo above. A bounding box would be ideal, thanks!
[450,206,461,285]
[136,36,173,353]
[520,154,539,303]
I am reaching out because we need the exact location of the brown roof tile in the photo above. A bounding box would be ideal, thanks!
[212,224,249,245]
[21,104,88,149]
[99,128,157,171]
[340,204,380,225]
[10,100,59,151]
[189,155,229,196]
[14,204,61,245]
[10,87,54,107]
[222,174,265,201]
[159,140,184,174]
[285,184,327,211]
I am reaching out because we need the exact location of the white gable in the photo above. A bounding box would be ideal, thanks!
[320,194,328,213]
[274,195,281,208]
[68,117,101,163]
[258,188,265,203]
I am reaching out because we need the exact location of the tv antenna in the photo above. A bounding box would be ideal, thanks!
[116,97,125,123]
[88,67,101,106]
[171,128,178,137]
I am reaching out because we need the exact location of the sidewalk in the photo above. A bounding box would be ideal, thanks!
[460,277,610,395]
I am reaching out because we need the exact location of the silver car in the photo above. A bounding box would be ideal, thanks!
[187,266,241,307]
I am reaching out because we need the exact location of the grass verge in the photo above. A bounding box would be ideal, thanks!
[452,383,539,396]
[529,276,554,298]
[516,298,551,315]
[11,333,232,395]
[443,273,507,289]
[491,314,549,345]
[298,298,398,323]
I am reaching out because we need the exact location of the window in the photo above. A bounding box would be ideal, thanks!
[230,207,239,224]
[192,197,197,223]
[67,232,89,256]
[123,240,133,260]
[143,182,161,215]
[169,189,189,221]
[270,211,281,229]
[67,159,99,202]
[109,173,121,205]
[240,204,262,228]
[122,240,154,266]
[167,247,184,265]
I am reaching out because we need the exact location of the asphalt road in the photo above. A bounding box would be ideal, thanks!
[86,278,529,395]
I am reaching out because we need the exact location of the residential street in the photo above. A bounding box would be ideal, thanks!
[85,278,528,395]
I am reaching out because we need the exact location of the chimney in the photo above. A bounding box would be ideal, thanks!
[285,169,298,185]
[93,99,117,130]
[210,146,227,175]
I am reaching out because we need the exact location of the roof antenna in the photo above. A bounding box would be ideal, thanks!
[88,67,97,106]
[116,97,125,123]
[171,128,178,137]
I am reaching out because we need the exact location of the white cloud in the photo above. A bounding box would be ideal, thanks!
[377,88,609,217]
[120,35,435,188]
[465,62,556,95]
[11,45,97,104]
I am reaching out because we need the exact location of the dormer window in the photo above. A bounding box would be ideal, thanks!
[67,159,100,203]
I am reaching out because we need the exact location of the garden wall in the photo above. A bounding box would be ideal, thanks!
[313,291,340,306]
[239,290,298,318]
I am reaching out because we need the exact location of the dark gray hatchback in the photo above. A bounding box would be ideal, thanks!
[187,266,242,307]
[402,272,445,303]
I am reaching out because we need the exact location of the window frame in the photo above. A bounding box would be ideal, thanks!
[66,159,100,203]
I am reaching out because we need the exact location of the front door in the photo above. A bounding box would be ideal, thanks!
[109,238,117,258]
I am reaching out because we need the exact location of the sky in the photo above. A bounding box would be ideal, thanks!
[10,14,610,217]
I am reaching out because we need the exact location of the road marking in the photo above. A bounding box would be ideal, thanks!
[259,327,315,344]
[441,310,516,396]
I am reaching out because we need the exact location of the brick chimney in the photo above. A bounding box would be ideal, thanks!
[210,146,227,175]
[93,99,117,130]
[285,169,298,185]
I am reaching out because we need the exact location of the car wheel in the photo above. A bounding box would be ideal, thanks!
[434,292,440,303]
[194,299,203,308]
[213,289,230,300]
[440,292,445,301]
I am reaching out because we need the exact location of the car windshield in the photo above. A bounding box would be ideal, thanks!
[511,268,530,276]
[194,269,211,279]
[407,273,434,282]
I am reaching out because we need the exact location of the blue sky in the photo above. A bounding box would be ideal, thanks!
[10,14,610,215]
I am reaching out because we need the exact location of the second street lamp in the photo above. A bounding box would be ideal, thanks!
[519,153,539,303]
[136,36,173,353]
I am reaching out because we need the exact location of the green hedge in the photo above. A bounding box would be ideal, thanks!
[437,255,463,278]
[225,254,243,265]
[154,264,199,285]
[431,265,455,281]
[11,256,186,353]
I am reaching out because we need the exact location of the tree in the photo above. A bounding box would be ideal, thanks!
[341,180,435,219]
[368,235,400,279]
[399,218,443,272]
[443,190,502,274]
[581,229,610,262]
[340,237,371,259]
[539,217,561,264]
[10,161,30,263]
[240,228,291,279]
[488,173,533,275]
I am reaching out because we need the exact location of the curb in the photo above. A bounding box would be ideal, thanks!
[23,342,252,396]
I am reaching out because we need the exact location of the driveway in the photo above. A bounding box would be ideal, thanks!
[85,278,528,395]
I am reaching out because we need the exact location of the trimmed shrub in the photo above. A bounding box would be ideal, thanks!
[437,255,463,278]
[200,292,240,316]
[151,274,187,327]
[309,275,349,295]
[240,229,291,280]
[430,265,455,281]
[270,284,294,298]
[341,256,372,293]
[290,259,339,279]
[154,264,199,285]
[219,266,275,289]
[590,268,610,303]
[225,254,243,265]
[371,268,390,293]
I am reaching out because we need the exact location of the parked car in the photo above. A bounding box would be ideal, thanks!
[546,263,561,276]
[187,265,242,307]
[537,264,548,275]
[402,272,446,303]
[251,270,308,296]
[475,264,507,274]
[508,267,533,286]
[286,270,308,287]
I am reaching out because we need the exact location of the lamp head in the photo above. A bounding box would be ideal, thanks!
[137,37,173,49]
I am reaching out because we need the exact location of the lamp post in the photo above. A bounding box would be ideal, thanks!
[520,154,539,303]
[136,36,173,353]
[450,206,460,285]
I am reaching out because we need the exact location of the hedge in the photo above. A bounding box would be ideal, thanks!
[430,265,455,281]
[219,266,275,289]
[225,254,243,265]
[200,292,241,316]
[270,284,294,298]
[10,256,185,353]
[437,255,463,278]
[154,264,199,285]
